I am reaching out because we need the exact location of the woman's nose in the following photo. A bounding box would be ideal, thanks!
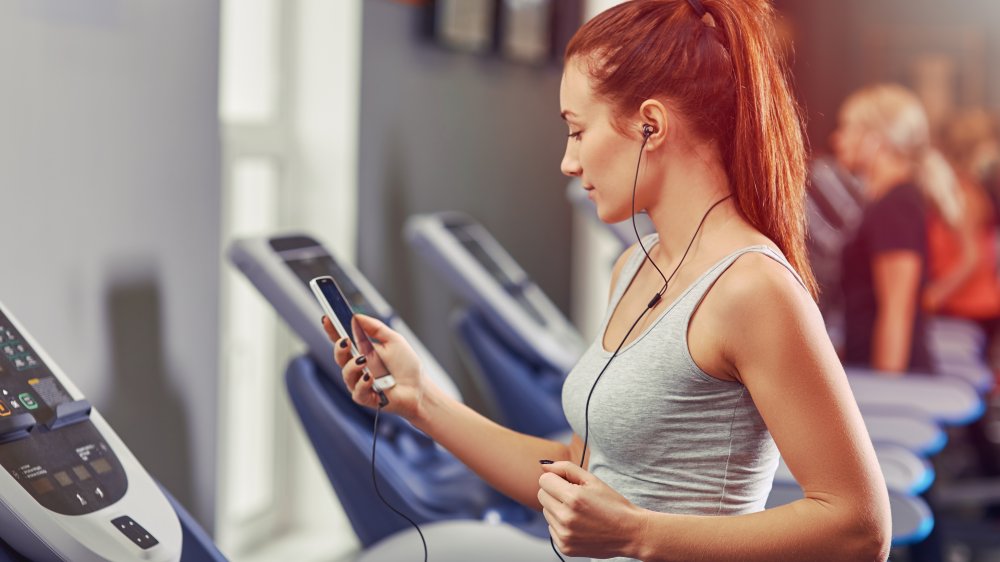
[561,149,582,177]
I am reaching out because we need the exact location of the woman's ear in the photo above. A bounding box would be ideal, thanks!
[638,99,668,148]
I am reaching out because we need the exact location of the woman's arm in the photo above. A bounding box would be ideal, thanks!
[871,250,923,373]
[924,218,979,312]
[413,389,584,509]
[331,244,636,509]
[538,254,891,561]
[332,317,580,510]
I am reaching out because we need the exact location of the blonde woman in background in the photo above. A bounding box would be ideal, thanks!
[833,83,960,375]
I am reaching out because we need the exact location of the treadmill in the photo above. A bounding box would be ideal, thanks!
[0,302,224,561]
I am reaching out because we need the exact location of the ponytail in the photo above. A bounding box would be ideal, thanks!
[566,0,818,300]
[919,148,963,229]
[705,0,817,299]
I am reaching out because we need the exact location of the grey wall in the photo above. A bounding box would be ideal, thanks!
[775,0,1000,153]
[0,0,221,530]
[357,1,574,413]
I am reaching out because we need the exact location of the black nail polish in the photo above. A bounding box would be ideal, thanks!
[539,459,554,465]
[355,356,367,365]
[339,339,348,349]
[363,374,370,381]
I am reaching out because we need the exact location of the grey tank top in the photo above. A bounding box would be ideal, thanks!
[562,235,805,562]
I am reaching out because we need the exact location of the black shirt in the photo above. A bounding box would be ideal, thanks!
[840,182,933,373]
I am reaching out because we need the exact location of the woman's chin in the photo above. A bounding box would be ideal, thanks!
[596,205,632,225]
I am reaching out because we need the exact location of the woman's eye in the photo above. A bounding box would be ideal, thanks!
[568,131,582,141]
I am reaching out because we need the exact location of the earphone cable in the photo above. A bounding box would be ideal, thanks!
[372,405,428,562]
[631,134,669,292]
[550,131,731,561]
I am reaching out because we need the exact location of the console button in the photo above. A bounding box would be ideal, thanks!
[17,393,38,410]
[110,516,159,550]
[0,413,34,443]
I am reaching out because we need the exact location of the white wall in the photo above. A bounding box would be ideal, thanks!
[0,0,222,530]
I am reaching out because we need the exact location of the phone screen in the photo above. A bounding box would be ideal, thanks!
[315,277,358,346]
[313,277,392,383]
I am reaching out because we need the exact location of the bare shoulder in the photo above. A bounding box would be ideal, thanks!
[710,249,815,317]
[701,249,826,378]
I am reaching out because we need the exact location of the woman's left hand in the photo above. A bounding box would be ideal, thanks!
[537,461,647,559]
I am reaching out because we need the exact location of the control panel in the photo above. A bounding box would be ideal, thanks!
[0,313,127,516]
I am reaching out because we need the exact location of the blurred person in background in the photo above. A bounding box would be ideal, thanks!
[833,84,959,376]
[930,109,1000,372]
[942,108,1000,221]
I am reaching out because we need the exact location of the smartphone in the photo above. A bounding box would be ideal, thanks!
[309,276,397,396]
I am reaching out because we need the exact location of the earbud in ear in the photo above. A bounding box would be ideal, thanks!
[642,124,655,138]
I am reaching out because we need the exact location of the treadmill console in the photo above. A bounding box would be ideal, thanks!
[0,303,182,562]
[406,212,586,374]
[270,237,384,323]
[442,222,547,326]
[227,234,461,401]
[0,312,128,517]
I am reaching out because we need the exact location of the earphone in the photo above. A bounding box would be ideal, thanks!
[642,123,654,138]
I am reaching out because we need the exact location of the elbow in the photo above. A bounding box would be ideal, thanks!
[844,503,892,562]
[850,526,891,562]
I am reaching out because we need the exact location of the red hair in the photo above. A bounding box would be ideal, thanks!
[567,0,817,299]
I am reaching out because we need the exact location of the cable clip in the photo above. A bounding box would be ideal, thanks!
[647,293,662,308]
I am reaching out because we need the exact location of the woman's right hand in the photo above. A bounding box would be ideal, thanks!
[323,314,430,421]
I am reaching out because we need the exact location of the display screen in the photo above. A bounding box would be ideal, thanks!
[444,225,547,325]
[0,325,70,427]
[445,224,518,288]
[316,278,359,346]
[285,253,379,320]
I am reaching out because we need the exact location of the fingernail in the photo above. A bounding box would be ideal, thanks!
[321,315,327,324]
[363,374,370,381]
[339,339,348,349]
[355,356,367,365]
[539,459,554,465]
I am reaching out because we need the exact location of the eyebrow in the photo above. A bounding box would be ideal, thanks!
[560,110,577,120]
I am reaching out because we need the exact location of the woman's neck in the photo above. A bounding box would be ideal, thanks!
[643,152,737,264]
[865,153,913,201]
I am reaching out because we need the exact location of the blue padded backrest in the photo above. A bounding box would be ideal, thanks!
[453,307,569,438]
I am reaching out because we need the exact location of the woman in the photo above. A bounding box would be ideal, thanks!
[326,1,891,560]
[929,109,1000,341]
[834,84,961,374]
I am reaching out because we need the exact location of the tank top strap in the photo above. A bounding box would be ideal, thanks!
[673,244,808,326]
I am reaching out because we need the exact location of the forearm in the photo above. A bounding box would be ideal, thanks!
[411,385,572,509]
[629,498,888,562]
[871,309,913,373]
[925,254,977,310]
